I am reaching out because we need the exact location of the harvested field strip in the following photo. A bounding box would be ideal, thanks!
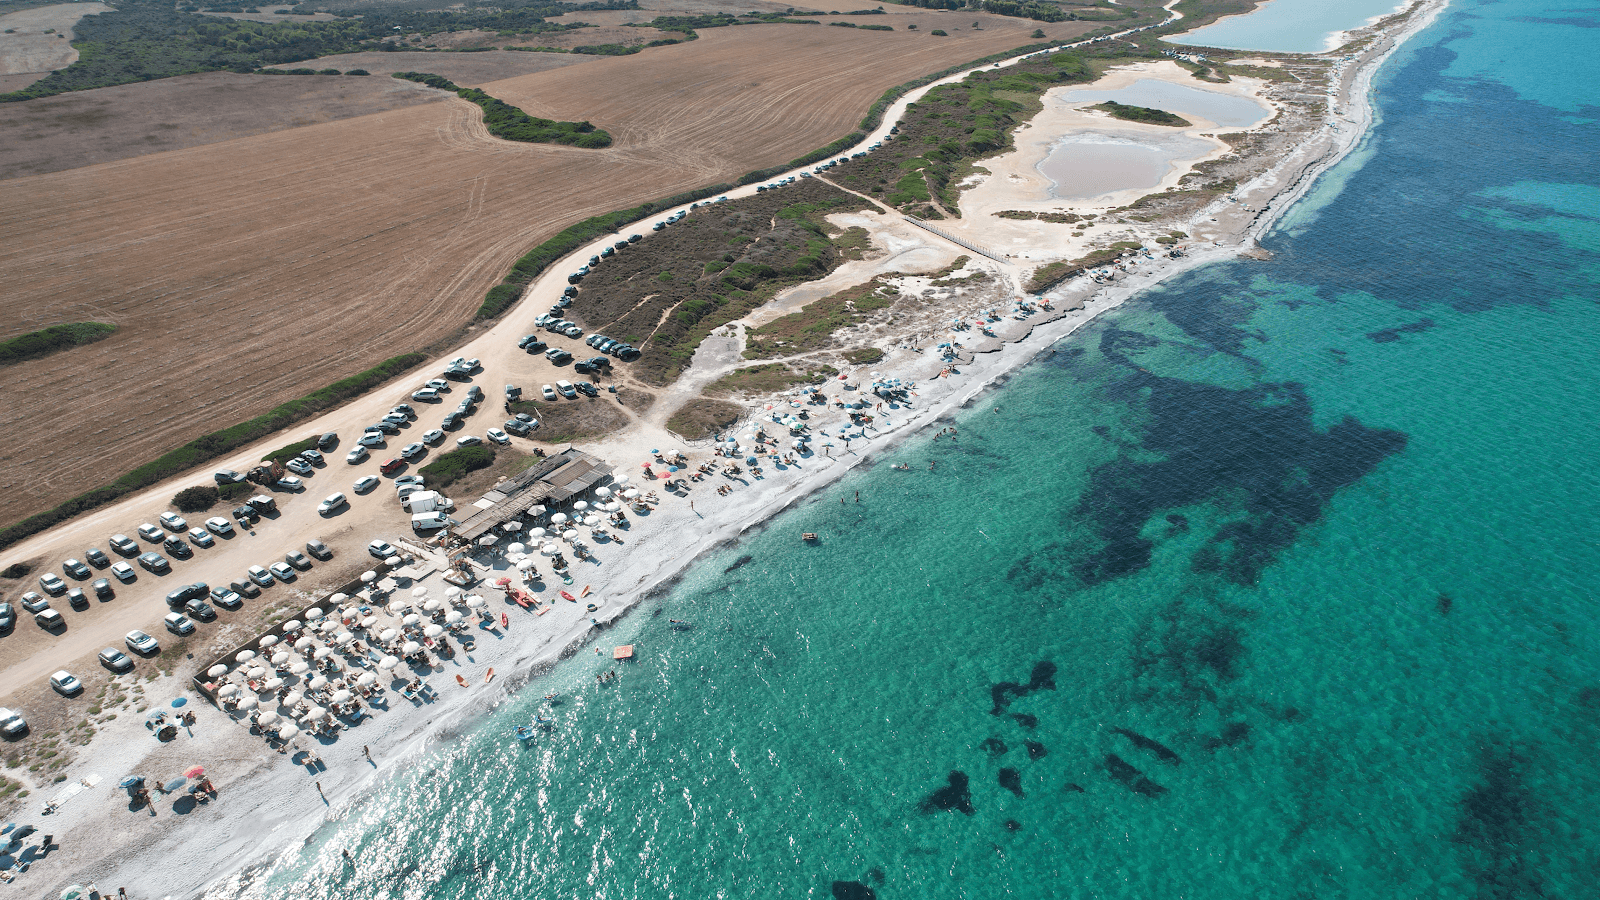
[0,17,1106,525]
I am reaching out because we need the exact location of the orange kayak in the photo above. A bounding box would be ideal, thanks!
[560,591,576,602]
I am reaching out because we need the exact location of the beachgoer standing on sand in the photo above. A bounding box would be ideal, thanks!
[363,745,371,762]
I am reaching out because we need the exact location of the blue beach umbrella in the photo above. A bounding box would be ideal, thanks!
[171,697,187,708]
[118,776,145,789]
[164,777,187,793]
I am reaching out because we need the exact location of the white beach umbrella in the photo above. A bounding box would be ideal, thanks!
[517,557,536,571]
[584,515,601,527]
[289,660,310,675]
[361,571,377,583]
[403,614,421,625]
[387,600,408,614]
[378,656,400,670]
[218,684,238,697]
[276,724,300,740]
[539,544,558,556]
[360,616,378,629]
[378,628,398,642]
[261,676,284,691]
[384,555,401,567]
[308,675,329,690]
[530,527,546,538]
[259,635,279,649]
[329,593,348,605]
[445,586,462,599]
[508,542,526,555]
[234,649,257,664]
[606,502,621,512]
[411,586,429,598]
[255,711,279,726]
[235,695,258,711]
[573,500,588,511]
[466,595,487,609]
[424,623,444,638]
[357,671,378,686]
[282,691,304,707]
[271,651,291,666]
[401,641,421,656]
[247,666,267,680]
[445,610,463,624]
[563,529,579,541]
[478,535,497,547]
[320,620,340,633]
[314,647,333,660]
[423,599,442,612]
[305,607,325,620]
[294,636,314,650]
[623,489,640,499]
[282,620,302,633]
[207,664,228,678]
[595,486,611,498]
[330,690,352,704]
[335,631,354,645]
[302,706,327,721]
[614,475,630,486]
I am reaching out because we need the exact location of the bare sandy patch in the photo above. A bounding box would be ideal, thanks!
[0,2,110,85]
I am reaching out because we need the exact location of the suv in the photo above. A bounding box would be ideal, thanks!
[380,458,405,476]
[163,536,192,559]
[92,578,114,599]
[233,504,259,523]
[184,598,217,622]
[63,558,91,579]
[556,380,577,399]
[318,432,339,451]
[0,708,27,737]
[368,539,397,560]
[164,613,195,635]
[306,539,332,560]
[85,548,111,568]
[0,603,12,634]
[38,572,67,595]
[574,382,598,397]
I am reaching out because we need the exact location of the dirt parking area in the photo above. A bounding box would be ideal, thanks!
[0,13,1103,529]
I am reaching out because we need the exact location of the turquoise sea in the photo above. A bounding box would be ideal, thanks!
[212,2,1600,897]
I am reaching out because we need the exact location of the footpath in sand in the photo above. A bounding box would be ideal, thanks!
[5,3,1449,894]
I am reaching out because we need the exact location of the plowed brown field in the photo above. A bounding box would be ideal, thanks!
[0,14,1098,526]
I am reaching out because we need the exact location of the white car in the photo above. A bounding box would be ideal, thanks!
[187,527,215,548]
[353,475,381,494]
[556,380,576,399]
[247,565,274,587]
[411,388,440,402]
[276,475,303,491]
[317,493,347,515]
[486,429,510,445]
[425,378,450,392]
[109,561,136,582]
[347,446,370,463]
[541,384,557,401]
[50,670,82,696]
[205,516,235,536]
[456,435,483,447]
[158,512,187,532]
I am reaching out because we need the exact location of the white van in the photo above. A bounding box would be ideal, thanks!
[411,512,455,532]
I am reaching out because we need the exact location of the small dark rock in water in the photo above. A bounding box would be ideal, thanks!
[1112,727,1182,765]
[1011,714,1038,729]
[724,554,755,574]
[1003,819,1023,832]
[1025,741,1048,761]
[919,771,975,815]
[1280,706,1302,722]
[980,737,1008,758]
[1063,783,1086,793]
[1437,593,1453,615]
[1104,754,1167,798]
[998,767,1024,797]
[832,881,876,900]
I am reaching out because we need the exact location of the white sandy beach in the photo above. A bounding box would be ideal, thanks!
[9,2,1448,896]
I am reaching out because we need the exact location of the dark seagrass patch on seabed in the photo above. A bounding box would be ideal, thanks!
[998,767,1024,797]
[919,771,975,815]
[989,661,1056,715]
[1112,728,1181,765]
[1366,318,1436,342]
[831,881,877,900]
[1104,753,1167,798]
[979,737,1008,758]
[1452,738,1548,898]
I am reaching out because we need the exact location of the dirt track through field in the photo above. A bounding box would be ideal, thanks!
[0,15,1099,528]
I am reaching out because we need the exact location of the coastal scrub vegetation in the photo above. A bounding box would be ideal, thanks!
[0,0,635,101]
[392,73,610,147]
[1024,242,1141,293]
[704,363,838,397]
[0,322,117,366]
[0,352,425,548]
[879,0,1135,23]
[506,396,630,443]
[171,485,220,513]
[742,276,900,358]
[1093,100,1190,126]
[665,398,745,440]
[418,445,496,489]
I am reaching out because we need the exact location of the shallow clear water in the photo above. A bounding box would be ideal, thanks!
[1038,132,1214,200]
[1059,78,1269,127]
[1168,0,1406,53]
[210,2,1600,897]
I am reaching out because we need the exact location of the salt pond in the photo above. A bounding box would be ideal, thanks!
[1059,79,1269,127]
[1037,131,1215,200]
[1167,0,1406,53]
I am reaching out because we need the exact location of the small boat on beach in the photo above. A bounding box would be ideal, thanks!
[560,590,577,602]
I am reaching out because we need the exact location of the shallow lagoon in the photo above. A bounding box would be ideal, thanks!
[1060,79,1269,128]
[1037,131,1215,200]
[1168,0,1405,53]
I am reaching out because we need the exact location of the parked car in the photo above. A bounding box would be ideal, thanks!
[184,599,217,622]
[318,492,347,515]
[541,384,557,401]
[356,434,383,450]
[187,527,215,548]
[522,339,548,354]
[99,647,134,672]
[214,469,246,484]
[0,707,28,737]
[302,449,325,466]
[138,523,165,542]
[38,572,66,595]
[206,517,235,536]
[425,378,450,392]
[85,548,110,568]
[421,429,445,445]
[285,550,312,571]
[20,592,49,613]
[35,609,64,631]
[210,588,243,610]
[368,540,397,560]
[306,539,332,560]
[556,380,577,399]
[50,671,83,696]
[393,403,415,418]
[163,536,192,559]
[165,583,207,608]
[504,420,531,437]
[268,562,296,582]
[575,381,598,397]
[487,429,510,445]
[400,442,425,461]
[441,413,463,431]
[164,613,195,635]
[318,432,339,451]
[456,435,483,447]
[159,512,187,531]
[379,458,405,476]
[412,388,440,402]
[353,475,381,494]
[0,603,12,633]
[92,578,114,599]
[247,565,273,587]
[230,579,260,599]
[126,630,160,654]
[67,588,89,611]
[62,558,91,579]
[549,350,573,364]
[110,562,136,583]
[138,552,170,573]
[233,505,259,523]
[285,458,314,476]
[276,475,304,491]
[109,534,139,556]
[394,475,424,488]
[371,420,400,434]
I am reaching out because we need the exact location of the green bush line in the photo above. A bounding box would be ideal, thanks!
[418,445,496,489]
[392,72,610,148]
[0,322,117,367]
[0,352,426,550]
[1093,100,1189,126]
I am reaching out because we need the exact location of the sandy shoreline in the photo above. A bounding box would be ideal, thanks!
[17,2,1448,895]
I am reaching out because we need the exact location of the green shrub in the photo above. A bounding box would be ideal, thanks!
[317,68,340,75]
[0,322,117,367]
[264,437,316,464]
[346,68,369,75]
[930,29,947,36]
[418,445,495,488]
[393,73,612,148]
[218,481,252,501]
[172,485,219,513]
[1,562,32,579]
